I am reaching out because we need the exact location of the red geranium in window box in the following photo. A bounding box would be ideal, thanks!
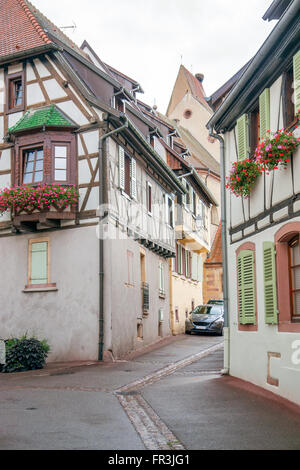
[254,127,300,172]
[226,159,262,198]
[0,183,79,217]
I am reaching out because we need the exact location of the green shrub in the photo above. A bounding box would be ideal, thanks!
[2,336,50,373]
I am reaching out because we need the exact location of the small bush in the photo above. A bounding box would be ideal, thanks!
[2,336,50,373]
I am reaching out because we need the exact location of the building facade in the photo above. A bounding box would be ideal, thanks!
[208,0,300,406]
[0,0,186,361]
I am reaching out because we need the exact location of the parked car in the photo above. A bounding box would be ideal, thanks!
[207,299,224,305]
[185,304,224,336]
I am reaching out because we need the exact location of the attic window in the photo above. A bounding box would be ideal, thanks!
[7,72,24,113]
[183,109,192,119]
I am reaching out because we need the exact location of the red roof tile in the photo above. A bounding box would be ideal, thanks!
[182,66,212,111]
[0,0,52,58]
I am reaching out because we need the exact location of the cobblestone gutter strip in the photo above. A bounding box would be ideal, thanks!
[116,341,224,394]
[115,341,224,450]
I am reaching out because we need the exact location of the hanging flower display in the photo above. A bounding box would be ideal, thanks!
[254,129,300,172]
[0,183,79,216]
[225,159,262,198]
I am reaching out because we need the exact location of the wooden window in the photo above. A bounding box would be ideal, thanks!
[14,132,76,187]
[165,195,174,228]
[283,68,295,129]
[259,88,270,140]
[249,106,260,156]
[237,250,256,325]
[263,242,278,324]
[236,114,249,160]
[288,235,300,320]
[28,238,50,286]
[54,145,68,181]
[147,182,152,214]
[23,147,44,184]
[7,72,24,113]
[119,146,136,198]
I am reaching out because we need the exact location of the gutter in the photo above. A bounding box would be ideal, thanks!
[207,0,300,132]
[0,43,60,65]
[98,115,129,361]
[208,126,229,375]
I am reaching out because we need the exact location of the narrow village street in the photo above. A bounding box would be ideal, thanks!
[1,334,300,451]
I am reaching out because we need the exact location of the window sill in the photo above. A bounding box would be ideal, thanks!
[6,106,24,115]
[23,283,57,293]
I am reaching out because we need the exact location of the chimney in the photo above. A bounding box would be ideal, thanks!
[195,73,204,83]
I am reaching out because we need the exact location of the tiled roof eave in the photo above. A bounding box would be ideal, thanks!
[0,43,59,65]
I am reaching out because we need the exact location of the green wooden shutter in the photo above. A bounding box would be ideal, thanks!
[259,88,270,139]
[185,250,189,278]
[119,146,125,190]
[263,241,278,324]
[31,242,48,284]
[178,244,182,274]
[237,114,249,160]
[293,50,300,116]
[237,250,256,325]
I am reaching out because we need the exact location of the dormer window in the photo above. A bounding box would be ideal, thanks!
[6,72,24,113]
[8,105,78,187]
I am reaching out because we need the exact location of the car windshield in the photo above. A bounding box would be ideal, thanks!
[208,300,224,305]
[192,305,223,316]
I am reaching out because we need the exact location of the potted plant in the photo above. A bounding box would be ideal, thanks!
[0,183,79,217]
[254,129,300,172]
[226,159,262,198]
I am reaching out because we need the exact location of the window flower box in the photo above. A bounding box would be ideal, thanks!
[0,183,79,229]
[255,128,300,172]
[226,159,262,198]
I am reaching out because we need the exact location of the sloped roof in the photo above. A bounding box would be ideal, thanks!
[0,0,52,58]
[24,0,88,58]
[158,112,220,175]
[8,105,77,134]
[182,66,212,111]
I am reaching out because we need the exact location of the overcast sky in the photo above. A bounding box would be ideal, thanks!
[32,0,276,113]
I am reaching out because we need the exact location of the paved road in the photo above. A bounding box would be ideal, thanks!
[0,334,300,450]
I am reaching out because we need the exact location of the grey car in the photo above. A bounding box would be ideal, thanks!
[185,304,224,336]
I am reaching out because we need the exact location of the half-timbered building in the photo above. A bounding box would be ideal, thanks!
[208,0,300,406]
[0,0,186,361]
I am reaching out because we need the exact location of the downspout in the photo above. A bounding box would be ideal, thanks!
[208,126,230,375]
[98,115,128,361]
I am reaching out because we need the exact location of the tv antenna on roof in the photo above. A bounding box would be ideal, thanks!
[60,21,77,33]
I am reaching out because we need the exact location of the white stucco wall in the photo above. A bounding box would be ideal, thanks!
[224,72,300,406]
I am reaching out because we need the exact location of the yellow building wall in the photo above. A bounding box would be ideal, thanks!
[170,272,203,335]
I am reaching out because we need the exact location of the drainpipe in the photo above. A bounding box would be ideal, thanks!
[98,115,128,361]
[208,126,229,375]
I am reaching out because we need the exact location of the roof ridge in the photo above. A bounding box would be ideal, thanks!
[17,0,51,45]
[24,0,87,57]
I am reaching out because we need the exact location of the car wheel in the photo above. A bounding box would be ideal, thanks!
[185,330,191,335]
